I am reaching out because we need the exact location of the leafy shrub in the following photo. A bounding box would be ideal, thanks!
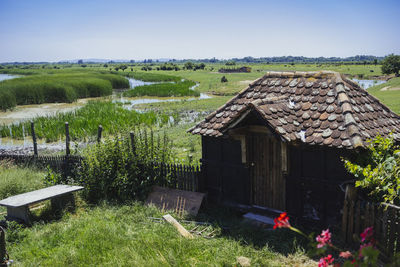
[77,130,173,203]
[343,135,400,204]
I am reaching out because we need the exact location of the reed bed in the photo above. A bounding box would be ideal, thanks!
[0,101,173,142]
[124,72,181,82]
[123,80,199,97]
[0,73,129,110]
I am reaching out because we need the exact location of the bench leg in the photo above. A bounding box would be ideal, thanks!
[51,193,76,212]
[6,206,30,224]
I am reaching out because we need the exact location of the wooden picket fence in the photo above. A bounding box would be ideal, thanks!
[145,162,202,192]
[1,123,202,192]
[0,154,82,172]
[0,154,202,192]
[342,185,400,259]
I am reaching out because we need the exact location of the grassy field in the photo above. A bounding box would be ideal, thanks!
[0,161,45,199]
[0,163,315,266]
[123,71,181,82]
[368,77,400,114]
[0,64,398,162]
[7,202,314,266]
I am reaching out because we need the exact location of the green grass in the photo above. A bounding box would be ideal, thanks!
[123,80,199,97]
[0,161,45,199]
[0,72,129,110]
[8,203,314,266]
[0,101,172,142]
[368,77,400,114]
[123,71,182,82]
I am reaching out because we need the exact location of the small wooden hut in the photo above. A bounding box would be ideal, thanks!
[189,71,400,223]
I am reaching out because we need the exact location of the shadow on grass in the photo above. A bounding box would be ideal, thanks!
[194,203,310,256]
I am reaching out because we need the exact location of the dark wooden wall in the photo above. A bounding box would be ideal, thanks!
[286,144,354,225]
[246,133,285,210]
[201,136,249,205]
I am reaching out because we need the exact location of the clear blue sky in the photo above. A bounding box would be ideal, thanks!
[0,0,399,62]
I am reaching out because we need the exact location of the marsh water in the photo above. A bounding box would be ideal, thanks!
[0,74,19,82]
[0,76,211,151]
[352,78,386,89]
[119,79,211,110]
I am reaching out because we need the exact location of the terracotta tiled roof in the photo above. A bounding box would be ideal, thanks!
[188,71,400,149]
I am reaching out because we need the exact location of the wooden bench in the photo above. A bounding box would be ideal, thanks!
[0,185,84,224]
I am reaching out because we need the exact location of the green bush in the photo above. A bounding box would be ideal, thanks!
[343,135,400,204]
[77,130,173,203]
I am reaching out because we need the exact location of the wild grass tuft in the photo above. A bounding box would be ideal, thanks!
[124,72,181,82]
[0,160,45,199]
[123,80,199,97]
[0,73,129,110]
[0,101,172,142]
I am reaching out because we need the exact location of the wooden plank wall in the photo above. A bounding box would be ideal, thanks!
[342,186,400,259]
[247,134,284,211]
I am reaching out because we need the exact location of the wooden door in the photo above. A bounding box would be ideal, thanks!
[247,134,285,210]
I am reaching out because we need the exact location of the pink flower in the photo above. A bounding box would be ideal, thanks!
[273,212,291,229]
[360,227,373,243]
[316,229,332,248]
[339,251,353,259]
[318,254,334,267]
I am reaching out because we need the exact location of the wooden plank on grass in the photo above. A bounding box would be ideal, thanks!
[163,214,194,239]
[146,186,205,216]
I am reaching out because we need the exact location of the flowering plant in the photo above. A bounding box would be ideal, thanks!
[273,212,383,266]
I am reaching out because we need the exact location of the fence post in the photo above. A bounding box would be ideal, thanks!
[30,121,38,156]
[65,122,70,156]
[130,131,136,155]
[97,125,103,143]
[342,184,357,242]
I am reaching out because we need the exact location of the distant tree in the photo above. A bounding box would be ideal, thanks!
[225,61,236,66]
[81,64,87,68]
[373,59,378,66]
[114,67,119,71]
[184,61,194,70]
[381,54,400,76]
[103,64,108,68]
[196,63,206,70]
[78,59,83,64]
[130,68,133,71]
[119,65,128,71]
[221,76,228,83]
